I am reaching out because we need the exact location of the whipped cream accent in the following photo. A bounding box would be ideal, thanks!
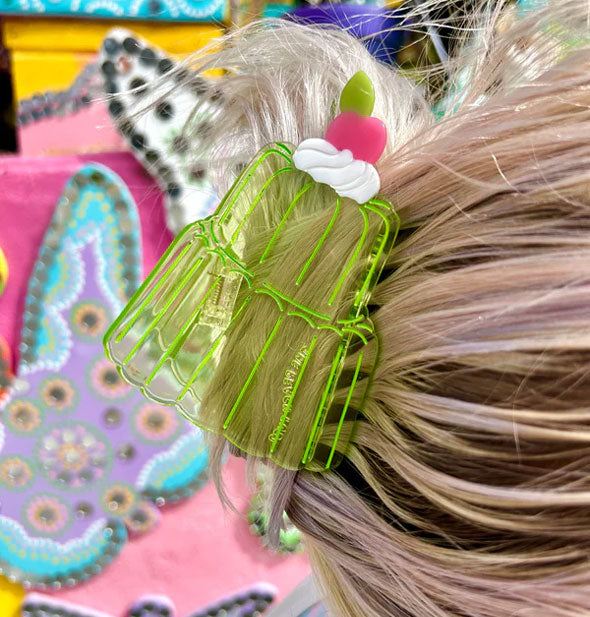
[293,138,380,204]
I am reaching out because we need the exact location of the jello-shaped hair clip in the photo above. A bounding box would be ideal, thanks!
[105,72,399,471]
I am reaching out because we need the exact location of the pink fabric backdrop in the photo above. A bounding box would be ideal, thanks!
[18,106,127,157]
[0,152,310,614]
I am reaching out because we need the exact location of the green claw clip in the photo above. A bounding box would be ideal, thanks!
[105,142,400,471]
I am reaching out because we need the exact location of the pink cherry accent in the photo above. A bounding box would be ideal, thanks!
[325,111,387,164]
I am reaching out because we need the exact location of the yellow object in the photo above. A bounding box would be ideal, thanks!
[0,247,7,294]
[4,20,223,100]
[11,50,94,100]
[0,575,24,617]
[2,19,223,54]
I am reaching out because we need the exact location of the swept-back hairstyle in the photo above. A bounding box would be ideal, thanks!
[164,1,590,615]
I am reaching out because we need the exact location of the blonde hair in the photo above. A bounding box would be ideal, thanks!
[174,1,590,614]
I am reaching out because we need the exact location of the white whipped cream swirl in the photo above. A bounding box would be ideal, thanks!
[293,138,380,204]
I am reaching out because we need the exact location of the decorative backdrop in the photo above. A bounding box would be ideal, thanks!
[0,151,310,617]
[0,162,209,586]
[0,0,225,22]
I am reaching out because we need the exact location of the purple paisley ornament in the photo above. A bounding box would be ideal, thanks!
[0,164,209,588]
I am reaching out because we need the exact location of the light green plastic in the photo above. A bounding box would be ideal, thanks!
[339,70,375,117]
[104,142,399,471]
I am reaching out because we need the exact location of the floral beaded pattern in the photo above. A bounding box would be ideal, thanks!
[40,377,78,412]
[0,164,208,588]
[23,495,71,536]
[0,456,34,490]
[4,399,43,434]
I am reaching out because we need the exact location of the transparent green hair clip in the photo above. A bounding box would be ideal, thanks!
[104,73,400,471]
